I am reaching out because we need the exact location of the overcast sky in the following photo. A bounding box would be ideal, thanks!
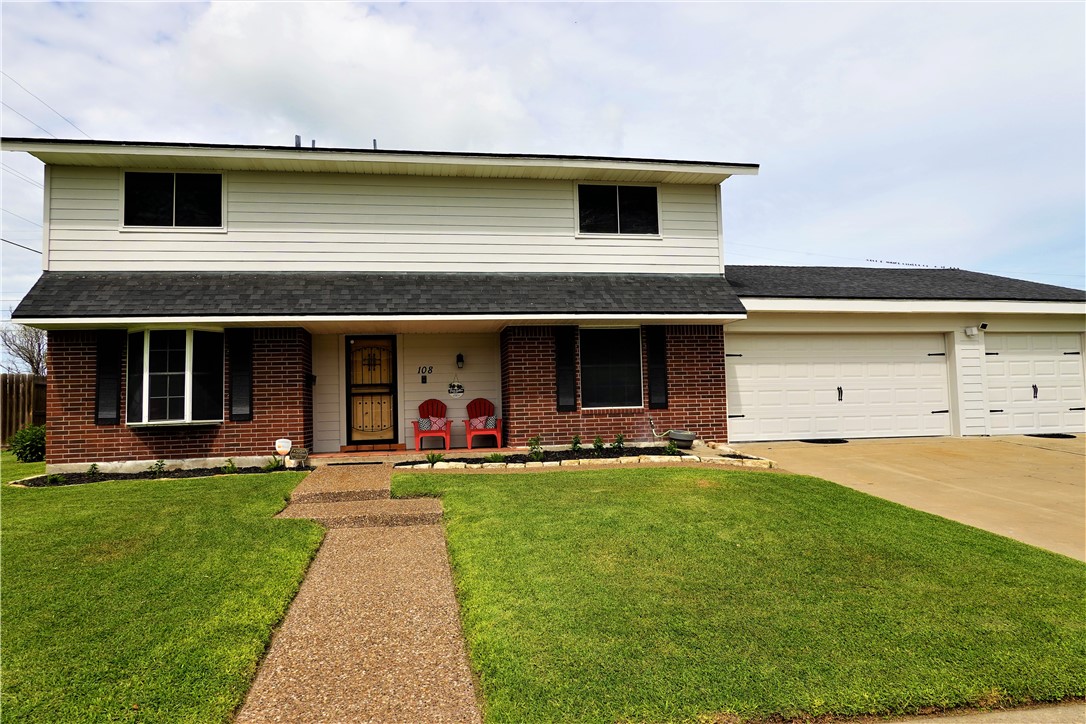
[2,1,1083,318]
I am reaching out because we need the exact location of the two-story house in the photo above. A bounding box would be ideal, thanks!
[3,138,1084,473]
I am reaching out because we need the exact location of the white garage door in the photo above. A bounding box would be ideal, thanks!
[985,333,1085,435]
[726,334,952,442]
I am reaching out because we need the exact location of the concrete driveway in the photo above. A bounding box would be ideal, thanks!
[734,435,1086,561]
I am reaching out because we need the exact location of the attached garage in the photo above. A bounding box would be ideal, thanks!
[984,333,1086,435]
[722,266,1086,444]
[726,333,952,442]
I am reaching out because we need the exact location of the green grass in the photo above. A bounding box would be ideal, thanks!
[1,472,323,724]
[1,449,45,484]
[393,468,1086,723]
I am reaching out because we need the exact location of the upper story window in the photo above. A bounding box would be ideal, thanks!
[577,184,659,235]
[123,172,223,228]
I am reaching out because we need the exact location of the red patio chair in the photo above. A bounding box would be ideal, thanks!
[412,398,451,451]
[463,398,503,450]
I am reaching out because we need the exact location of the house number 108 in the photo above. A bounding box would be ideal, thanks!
[417,366,433,374]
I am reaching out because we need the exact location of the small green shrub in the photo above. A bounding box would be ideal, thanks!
[484,452,506,463]
[425,452,445,466]
[148,459,167,477]
[665,440,679,456]
[8,424,45,463]
[45,473,65,486]
[262,456,283,472]
[527,435,545,462]
[86,463,100,478]
[611,434,625,451]
[592,436,604,452]
[221,458,239,474]
[570,435,582,452]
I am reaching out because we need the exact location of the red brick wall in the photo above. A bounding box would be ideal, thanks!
[500,325,728,447]
[46,328,312,466]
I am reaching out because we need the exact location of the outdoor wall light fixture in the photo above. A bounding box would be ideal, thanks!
[456,353,465,369]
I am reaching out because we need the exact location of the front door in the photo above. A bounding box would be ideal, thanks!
[346,336,397,444]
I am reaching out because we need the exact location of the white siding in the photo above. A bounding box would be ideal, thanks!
[401,333,501,450]
[312,334,344,453]
[46,167,722,273]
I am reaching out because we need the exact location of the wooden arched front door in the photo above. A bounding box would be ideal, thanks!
[346,336,397,444]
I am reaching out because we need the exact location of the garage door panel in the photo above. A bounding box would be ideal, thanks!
[726,333,951,442]
[984,333,1086,434]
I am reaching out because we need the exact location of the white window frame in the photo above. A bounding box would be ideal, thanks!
[126,327,225,426]
[119,169,228,232]
[573,182,662,239]
[578,326,645,410]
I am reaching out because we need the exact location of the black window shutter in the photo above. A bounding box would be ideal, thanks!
[228,329,253,422]
[554,327,577,412]
[95,330,125,424]
[646,326,668,409]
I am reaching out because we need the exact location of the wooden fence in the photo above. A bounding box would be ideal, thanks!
[1,374,46,446]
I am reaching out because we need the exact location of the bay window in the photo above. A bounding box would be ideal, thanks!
[126,329,224,424]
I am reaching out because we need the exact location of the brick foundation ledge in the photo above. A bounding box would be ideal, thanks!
[45,455,277,475]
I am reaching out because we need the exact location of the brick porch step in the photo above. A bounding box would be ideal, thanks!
[278,499,443,528]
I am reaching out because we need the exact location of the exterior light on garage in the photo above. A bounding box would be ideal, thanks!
[964,327,979,338]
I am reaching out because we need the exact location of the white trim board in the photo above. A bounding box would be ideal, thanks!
[740,298,1085,315]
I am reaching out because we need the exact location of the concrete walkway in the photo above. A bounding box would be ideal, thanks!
[735,435,1086,561]
[235,463,481,723]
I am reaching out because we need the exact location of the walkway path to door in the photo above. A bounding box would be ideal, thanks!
[235,463,481,723]
[735,435,1086,561]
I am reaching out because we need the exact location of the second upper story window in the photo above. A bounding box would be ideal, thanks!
[577,184,659,235]
[124,172,223,228]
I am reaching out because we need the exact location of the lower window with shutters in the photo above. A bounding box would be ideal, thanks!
[125,329,224,425]
[580,328,643,409]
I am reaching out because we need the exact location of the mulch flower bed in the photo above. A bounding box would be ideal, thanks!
[394,447,759,467]
[14,466,313,488]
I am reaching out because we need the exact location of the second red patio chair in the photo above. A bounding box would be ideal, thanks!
[463,398,502,450]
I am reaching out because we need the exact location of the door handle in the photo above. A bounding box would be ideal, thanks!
[1032,384,1038,399]
[837,386,843,402]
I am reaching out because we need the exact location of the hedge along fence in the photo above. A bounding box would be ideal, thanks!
[1,374,46,446]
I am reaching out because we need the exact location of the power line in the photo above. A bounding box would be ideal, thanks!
[2,72,91,139]
[1,237,42,254]
[1,209,42,227]
[1,102,57,138]
[2,164,43,188]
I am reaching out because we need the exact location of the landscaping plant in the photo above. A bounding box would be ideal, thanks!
[570,435,582,452]
[527,435,544,462]
[8,424,45,463]
[484,453,506,463]
[592,435,604,452]
[611,433,625,451]
[425,452,445,466]
[147,459,167,477]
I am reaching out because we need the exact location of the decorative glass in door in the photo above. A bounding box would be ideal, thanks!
[349,338,395,443]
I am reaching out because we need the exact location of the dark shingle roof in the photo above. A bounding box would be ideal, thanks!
[725,266,1086,302]
[12,272,747,319]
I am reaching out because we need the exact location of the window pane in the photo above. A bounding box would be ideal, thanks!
[618,186,658,234]
[175,173,222,227]
[578,185,618,234]
[124,172,173,226]
[126,332,144,423]
[580,328,642,408]
[192,331,224,420]
[148,331,187,421]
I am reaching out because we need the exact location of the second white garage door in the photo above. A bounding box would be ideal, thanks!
[984,333,1085,435]
[726,333,952,442]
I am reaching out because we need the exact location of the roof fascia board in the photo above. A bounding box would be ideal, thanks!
[16,312,748,329]
[1,139,758,179]
[740,298,1086,315]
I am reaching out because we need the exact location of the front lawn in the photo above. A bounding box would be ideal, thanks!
[1,449,45,484]
[1,472,323,724]
[393,467,1086,723]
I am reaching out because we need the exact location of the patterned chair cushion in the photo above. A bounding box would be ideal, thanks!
[485,416,497,429]
[470,416,488,430]
[429,416,447,431]
[417,418,432,431]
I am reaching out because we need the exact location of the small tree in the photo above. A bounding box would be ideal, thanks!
[0,322,46,376]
